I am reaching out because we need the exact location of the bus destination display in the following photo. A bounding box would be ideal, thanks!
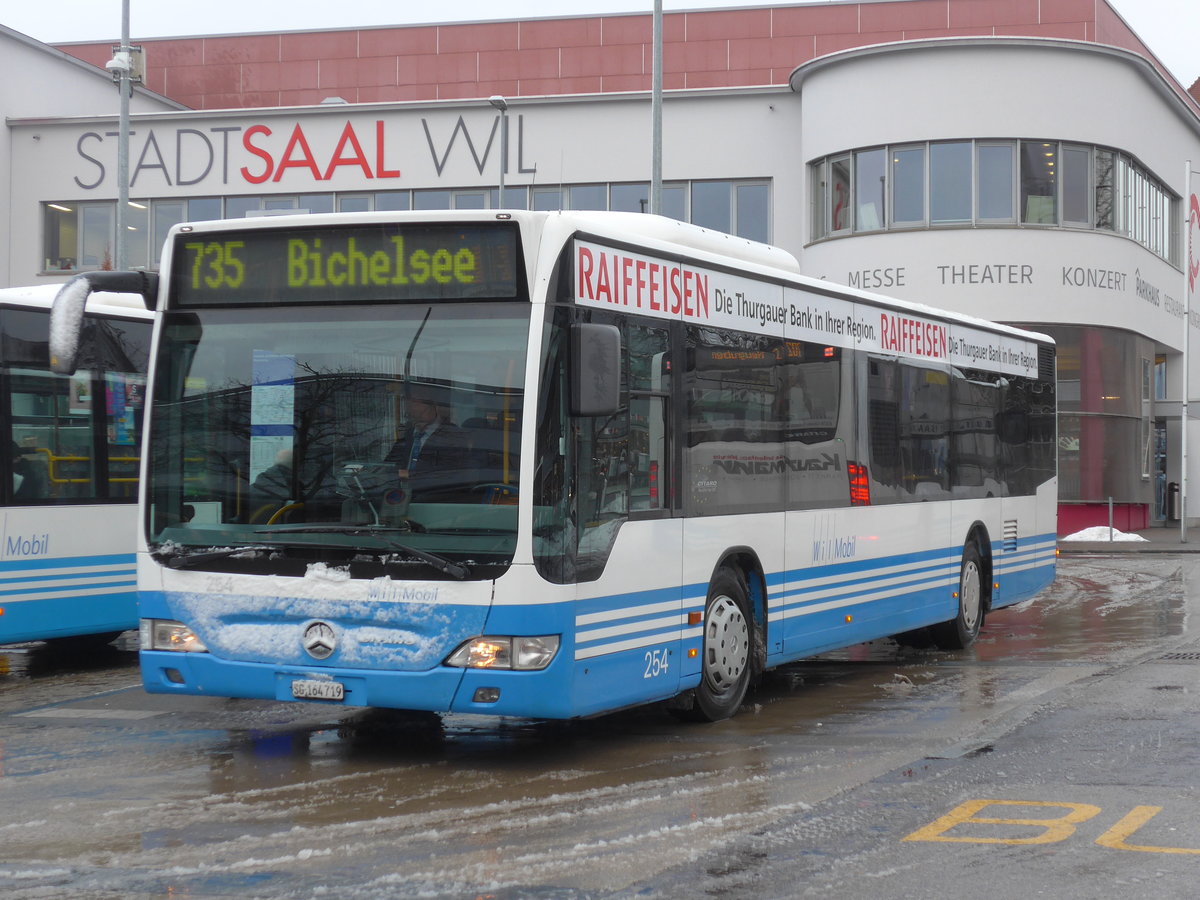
[171,223,520,305]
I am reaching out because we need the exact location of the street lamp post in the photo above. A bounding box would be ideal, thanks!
[489,95,508,207]
[114,0,132,269]
[106,0,142,270]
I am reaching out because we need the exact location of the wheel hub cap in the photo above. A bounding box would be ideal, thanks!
[704,595,749,691]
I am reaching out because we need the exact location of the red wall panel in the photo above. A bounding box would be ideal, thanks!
[52,1,1148,110]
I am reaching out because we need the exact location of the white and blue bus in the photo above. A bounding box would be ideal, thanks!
[52,211,1056,719]
[0,284,152,646]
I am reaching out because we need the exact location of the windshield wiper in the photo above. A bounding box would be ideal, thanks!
[151,544,273,569]
[256,524,470,580]
[152,539,386,570]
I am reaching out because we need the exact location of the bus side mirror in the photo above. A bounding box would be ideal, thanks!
[49,276,91,375]
[50,271,159,374]
[570,323,621,417]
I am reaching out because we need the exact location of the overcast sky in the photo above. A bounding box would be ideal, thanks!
[4,0,1197,88]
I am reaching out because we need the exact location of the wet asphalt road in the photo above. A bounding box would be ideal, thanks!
[1,552,1197,898]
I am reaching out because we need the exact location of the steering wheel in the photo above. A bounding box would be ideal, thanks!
[472,483,518,504]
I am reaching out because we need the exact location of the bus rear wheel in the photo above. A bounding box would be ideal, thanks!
[683,568,753,722]
[930,542,984,650]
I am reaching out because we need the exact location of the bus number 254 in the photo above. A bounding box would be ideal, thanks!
[644,648,670,678]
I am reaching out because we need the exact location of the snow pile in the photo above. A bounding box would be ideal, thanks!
[1060,526,1149,542]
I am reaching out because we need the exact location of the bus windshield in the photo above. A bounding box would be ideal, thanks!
[147,301,529,579]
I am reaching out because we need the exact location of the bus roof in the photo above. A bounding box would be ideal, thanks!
[161,209,1051,347]
[540,211,1053,347]
[0,283,152,318]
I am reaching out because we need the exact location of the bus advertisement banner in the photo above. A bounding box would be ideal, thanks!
[573,239,1040,378]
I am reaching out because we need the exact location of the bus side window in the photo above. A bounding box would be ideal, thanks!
[105,373,146,500]
[8,369,98,503]
[628,325,671,513]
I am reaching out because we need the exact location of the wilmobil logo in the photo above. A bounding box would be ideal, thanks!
[813,533,857,563]
[6,533,50,557]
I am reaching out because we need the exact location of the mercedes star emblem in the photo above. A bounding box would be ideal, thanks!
[302,621,337,660]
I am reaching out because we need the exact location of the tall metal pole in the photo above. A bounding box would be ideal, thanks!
[1184,160,1193,542]
[499,105,507,203]
[650,0,663,215]
[489,96,508,206]
[115,0,131,270]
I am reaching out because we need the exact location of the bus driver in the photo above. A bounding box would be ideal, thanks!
[384,382,472,501]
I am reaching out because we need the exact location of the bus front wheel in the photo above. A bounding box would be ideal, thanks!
[683,567,753,722]
[930,542,984,650]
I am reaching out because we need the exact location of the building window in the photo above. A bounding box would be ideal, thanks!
[338,195,371,212]
[854,149,886,231]
[811,159,828,239]
[565,184,603,211]
[611,183,650,213]
[1062,145,1091,226]
[189,197,223,221]
[375,191,410,211]
[656,184,684,222]
[224,196,260,218]
[736,183,769,242]
[80,204,114,269]
[413,190,452,210]
[263,196,298,211]
[891,146,925,226]
[976,142,1015,222]
[830,155,851,234]
[1095,150,1115,230]
[151,200,184,267]
[497,186,529,209]
[1141,357,1152,479]
[930,141,972,224]
[692,181,733,232]
[454,191,488,209]
[809,140,1178,264]
[43,203,77,272]
[1020,141,1057,224]
[125,202,149,270]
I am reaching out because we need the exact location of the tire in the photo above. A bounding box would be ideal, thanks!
[683,567,754,722]
[930,542,985,650]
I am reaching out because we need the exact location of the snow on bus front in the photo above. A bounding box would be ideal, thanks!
[142,563,494,709]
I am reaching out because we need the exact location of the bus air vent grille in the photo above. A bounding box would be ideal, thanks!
[1038,345,1056,382]
[1002,519,1019,553]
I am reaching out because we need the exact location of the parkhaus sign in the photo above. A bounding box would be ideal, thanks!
[69,112,538,192]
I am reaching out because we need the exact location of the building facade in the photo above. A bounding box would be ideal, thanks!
[4,1,1200,532]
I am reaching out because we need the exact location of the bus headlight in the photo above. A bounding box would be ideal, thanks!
[140,619,208,653]
[446,635,559,670]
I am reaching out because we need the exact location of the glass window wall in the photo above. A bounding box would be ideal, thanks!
[1030,324,1154,505]
[40,178,770,275]
[810,140,1177,264]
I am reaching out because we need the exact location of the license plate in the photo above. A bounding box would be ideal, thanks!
[291,679,344,701]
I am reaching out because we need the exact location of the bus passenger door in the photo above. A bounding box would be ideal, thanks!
[568,318,684,714]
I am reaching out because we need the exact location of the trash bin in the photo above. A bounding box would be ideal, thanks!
[1167,481,1180,521]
